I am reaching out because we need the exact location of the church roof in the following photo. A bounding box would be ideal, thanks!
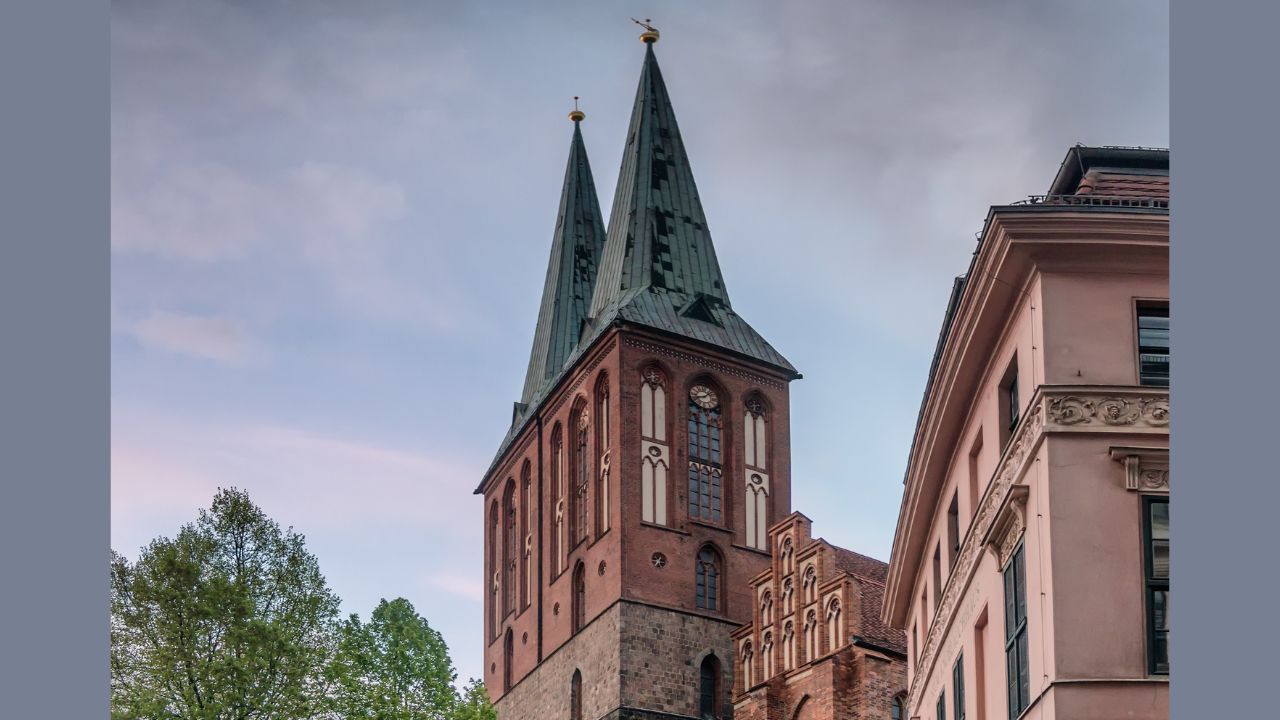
[587,41,795,375]
[519,119,607,406]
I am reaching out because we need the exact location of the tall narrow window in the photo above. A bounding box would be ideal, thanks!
[696,546,722,611]
[551,424,565,576]
[743,395,769,550]
[802,564,817,604]
[1003,542,1030,718]
[999,357,1019,448]
[947,493,960,573]
[782,620,795,671]
[825,597,842,651]
[1137,302,1170,386]
[688,383,724,522]
[974,608,989,720]
[967,433,983,526]
[572,562,586,634]
[699,654,721,719]
[803,609,817,662]
[953,653,965,720]
[760,590,773,626]
[936,691,946,720]
[503,629,513,693]
[762,632,774,678]
[911,622,918,665]
[781,578,794,615]
[489,501,499,639]
[595,376,610,537]
[640,366,669,525]
[570,670,583,720]
[779,536,794,575]
[740,641,754,690]
[502,480,516,617]
[1143,497,1170,674]
[932,544,942,610]
[571,401,589,546]
[521,461,532,610]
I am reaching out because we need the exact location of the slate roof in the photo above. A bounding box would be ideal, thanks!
[520,120,607,406]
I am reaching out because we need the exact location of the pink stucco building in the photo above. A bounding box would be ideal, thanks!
[882,146,1170,720]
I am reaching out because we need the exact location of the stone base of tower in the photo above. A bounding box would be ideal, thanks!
[495,601,739,720]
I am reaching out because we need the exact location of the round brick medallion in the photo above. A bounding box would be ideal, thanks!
[652,552,667,568]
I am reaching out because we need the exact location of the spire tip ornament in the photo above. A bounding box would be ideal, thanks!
[568,96,585,123]
[631,17,659,44]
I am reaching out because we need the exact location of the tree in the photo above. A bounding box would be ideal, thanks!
[452,679,496,720]
[110,487,341,720]
[329,598,459,720]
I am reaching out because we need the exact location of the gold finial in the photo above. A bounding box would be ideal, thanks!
[632,17,659,44]
[568,96,585,122]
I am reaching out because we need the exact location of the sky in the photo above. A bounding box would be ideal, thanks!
[110,0,1169,685]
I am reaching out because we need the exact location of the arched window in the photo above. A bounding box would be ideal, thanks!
[687,382,723,522]
[760,590,773,626]
[640,366,669,526]
[489,500,499,639]
[782,621,795,671]
[779,535,794,575]
[551,424,565,575]
[743,395,769,550]
[802,564,817,605]
[571,400,589,546]
[595,375,610,536]
[826,597,843,651]
[502,480,517,617]
[762,631,775,678]
[805,609,820,662]
[696,546,722,611]
[503,628,513,693]
[782,578,795,615]
[570,670,583,720]
[891,694,906,720]
[740,640,754,690]
[699,654,721,719]
[521,461,532,610]
[572,562,586,634]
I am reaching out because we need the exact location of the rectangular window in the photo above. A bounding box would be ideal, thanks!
[936,691,946,720]
[1003,542,1030,718]
[998,357,1019,448]
[947,493,960,572]
[1137,302,1170,386]
[953,654,965,720]
[1006,368,1020,432]
[1143,497,1170,674]
[932,544,942,609]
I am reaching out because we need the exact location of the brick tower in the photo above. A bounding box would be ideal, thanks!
[476,29,800,720]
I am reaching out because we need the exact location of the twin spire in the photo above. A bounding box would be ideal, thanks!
[519,29,795,409]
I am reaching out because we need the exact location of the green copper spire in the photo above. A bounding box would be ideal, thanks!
[587,39,795,374]
[520,112,607,405]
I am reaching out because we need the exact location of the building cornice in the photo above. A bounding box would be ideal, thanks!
[884,208,1168,626]
[902,385,1168,711]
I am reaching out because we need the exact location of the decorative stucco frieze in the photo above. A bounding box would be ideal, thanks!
[906,386,1169,710]
[622,337,787,390]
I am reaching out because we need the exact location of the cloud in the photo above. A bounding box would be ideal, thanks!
[124,310,256,365]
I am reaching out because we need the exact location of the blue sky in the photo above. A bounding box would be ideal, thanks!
[110,0,1168,685]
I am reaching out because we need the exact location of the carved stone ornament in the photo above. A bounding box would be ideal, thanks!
[1109,446,1170,493]
[577,409,590,430]
[642,367,665,387]
[652,552,667,568]
[983,484,1030,567]
[746,397,765,417]
[1047,393,1169,428]
[750,473,765,487]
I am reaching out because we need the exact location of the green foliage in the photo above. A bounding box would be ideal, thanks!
[452,679,496,720]
[329,598,459,720]
[110,487,341,719]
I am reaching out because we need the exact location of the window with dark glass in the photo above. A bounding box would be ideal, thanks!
[1003,542,1030,718]
[503,480,516,617]
[503,629,513,693]
[936,691,946,720]
[699,654,720,719]
[947,493,960,572]
[1143,497,1170,674]
[1137,302,1170,386]
[572,562,586,634]
[891,695,906,720]
[688,387,724,522]
[1006,368,1019,432]
[696,546,721,611]
[999,357,1020,448]
[573,405,589,545]
[953,654,965,720]
[570,670,583,720]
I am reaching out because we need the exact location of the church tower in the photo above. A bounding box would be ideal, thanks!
[476,30,800,720]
